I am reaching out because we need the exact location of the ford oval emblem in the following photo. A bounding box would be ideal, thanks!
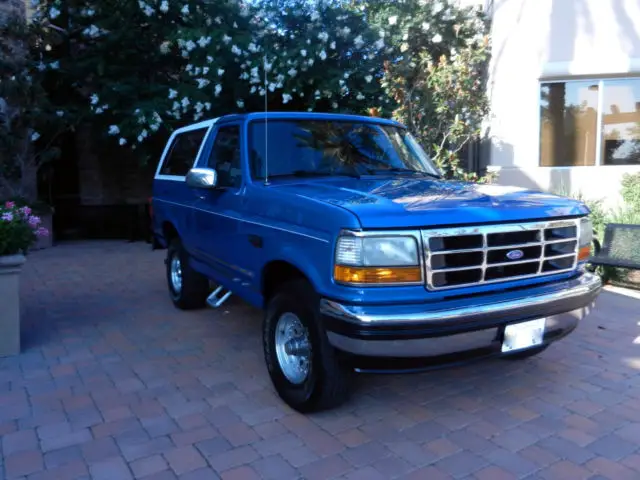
[506,249,524,261]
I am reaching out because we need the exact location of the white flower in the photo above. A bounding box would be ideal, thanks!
[49,61,59,70]
[198,36,211,48]
[332,102,338,109]
[159,0,169,12]
[108,125,120,136]
[214,84,222,96]
[196,78,209,89]
[341,27,351,37]
[356,93,365,101]
[400,43,409,52]
[432,34,443,43]
[288,68,297,77]
[185,40,196,51]
[168,89,178,99]
[319,50,327,61]
[215,16,222,24]
[143,5,154,16]
[250,86,257,93]
[268,83,276,92]
[90,94,100,105]
[300,49,307,57]
[231,45,242,56]
[119,138,127,146]
[81,8,95,17]
[365,75,373,83]
[388,15,398,25]
[202,67,209,75]
[49,7,60,19]
[310,11,320,22]
[433,1,443,14]
[307,59,314,66]
[186,64,193,72]
[95,107,104,114]
[181,4,189,15]
[181,97,190,108]
[422,22,430,31]
[374,38,384,50]
[344,72,350,79]
[318,32,329,42]
[237,100,245,108]
[56,110,64,117]
[330,41,336,50]
[159,41,171,54]
[282,93,292,104]
[31,132,40,142]
[207,56,213,63]
[217,68,225,76]
[248,42,258,53]
[353,35,364,49]
[83,25,101,38]
[222,34,232,44]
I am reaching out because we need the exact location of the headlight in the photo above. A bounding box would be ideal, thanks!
[334,234,422,285]
[578,217,593,262]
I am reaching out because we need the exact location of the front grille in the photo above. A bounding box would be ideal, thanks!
[422,219,580,290]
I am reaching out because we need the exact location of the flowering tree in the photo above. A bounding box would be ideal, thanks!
[0,15,65,203]
[30,0,389,163]
[361,0,494,182]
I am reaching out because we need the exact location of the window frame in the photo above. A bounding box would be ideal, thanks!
[154,120,216,181]
[205,123,243,190]
[538,76,640,168]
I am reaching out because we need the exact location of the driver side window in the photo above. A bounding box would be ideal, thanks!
[207,126,241,188]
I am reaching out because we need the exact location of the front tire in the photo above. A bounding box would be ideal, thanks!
[263,280,351,412]
[166,238,209,310]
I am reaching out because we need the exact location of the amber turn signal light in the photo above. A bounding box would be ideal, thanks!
[578,245,591,262]
[334,265,422,284]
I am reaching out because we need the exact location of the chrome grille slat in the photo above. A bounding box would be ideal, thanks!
[422,219,580,290]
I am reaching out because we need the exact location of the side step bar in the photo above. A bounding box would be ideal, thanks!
[207,286,232,308]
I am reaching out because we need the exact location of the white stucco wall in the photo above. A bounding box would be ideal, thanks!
[485,0,640,205]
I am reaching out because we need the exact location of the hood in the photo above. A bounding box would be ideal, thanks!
[273,177,589,228]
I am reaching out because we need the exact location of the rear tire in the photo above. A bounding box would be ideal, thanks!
[166,238,209,310]
[263,279,351,412]
[502,344,549,360]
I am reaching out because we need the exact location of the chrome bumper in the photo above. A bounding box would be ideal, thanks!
[320,272,602,358]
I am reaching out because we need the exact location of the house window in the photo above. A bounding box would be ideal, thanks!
[539,78,640,167]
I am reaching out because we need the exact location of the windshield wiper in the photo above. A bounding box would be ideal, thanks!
[367,168,441,179]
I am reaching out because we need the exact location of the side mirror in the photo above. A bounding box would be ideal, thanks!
[186,168,217,189]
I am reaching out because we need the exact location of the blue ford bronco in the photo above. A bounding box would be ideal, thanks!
[151,112,602,412]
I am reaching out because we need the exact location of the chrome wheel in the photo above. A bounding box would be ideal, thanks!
[275,312,311,385]
[170,254,183,293]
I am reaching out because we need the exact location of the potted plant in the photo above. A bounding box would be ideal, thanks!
[0,200,49,356]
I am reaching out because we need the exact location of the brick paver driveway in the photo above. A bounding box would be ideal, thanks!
[2,241,640,480]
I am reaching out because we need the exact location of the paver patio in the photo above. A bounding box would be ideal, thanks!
[2,241,640,479]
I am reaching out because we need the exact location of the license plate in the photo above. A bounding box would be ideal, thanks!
[501,318,546,353]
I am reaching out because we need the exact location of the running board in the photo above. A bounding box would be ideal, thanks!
[206,286,232,308]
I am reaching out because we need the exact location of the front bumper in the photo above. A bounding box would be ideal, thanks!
[320,272,602,371]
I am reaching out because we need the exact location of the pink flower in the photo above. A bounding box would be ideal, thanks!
[4,201,15,209]
[1,212,13,222]
[36,227,49,237]
[28,215,41,227]
[20,206,32,216]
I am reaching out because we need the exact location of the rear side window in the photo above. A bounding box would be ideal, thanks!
[159,127,208,176]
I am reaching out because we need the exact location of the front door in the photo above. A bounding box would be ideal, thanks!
[191,123,251,286]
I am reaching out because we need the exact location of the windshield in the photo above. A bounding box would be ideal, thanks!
[248,120,441,179]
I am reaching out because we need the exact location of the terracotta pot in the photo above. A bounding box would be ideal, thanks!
[0,254,26,356]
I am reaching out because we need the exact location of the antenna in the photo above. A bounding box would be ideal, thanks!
[263,54,270,186]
